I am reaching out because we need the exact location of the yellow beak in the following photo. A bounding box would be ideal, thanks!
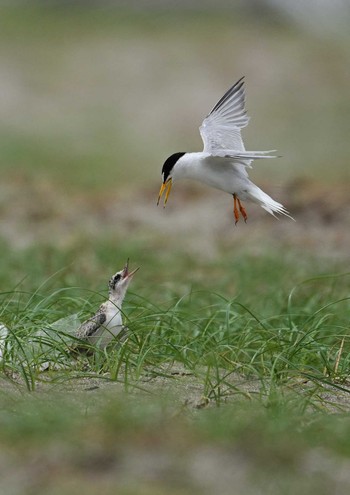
[157,178,172,207]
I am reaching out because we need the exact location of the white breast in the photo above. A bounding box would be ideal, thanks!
[173,153,250,195]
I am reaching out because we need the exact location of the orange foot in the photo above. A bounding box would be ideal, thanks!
[233,194,248,224]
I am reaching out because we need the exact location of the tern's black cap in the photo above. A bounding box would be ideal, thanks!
[161,152,186,181]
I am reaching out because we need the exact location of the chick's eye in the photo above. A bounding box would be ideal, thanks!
[114,274,121,283]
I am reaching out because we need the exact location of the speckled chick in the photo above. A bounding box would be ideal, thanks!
[76,260,139,349]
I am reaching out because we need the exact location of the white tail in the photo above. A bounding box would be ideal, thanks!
[247,186,294,220]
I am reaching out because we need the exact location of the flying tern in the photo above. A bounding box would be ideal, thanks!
[157,77,292,224]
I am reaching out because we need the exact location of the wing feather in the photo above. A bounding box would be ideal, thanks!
[199,76,250,154]
[76,311,106,339]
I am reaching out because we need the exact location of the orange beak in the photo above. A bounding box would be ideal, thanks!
[157,178,172,207]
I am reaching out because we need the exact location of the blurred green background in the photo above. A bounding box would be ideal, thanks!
[1,1,349,191]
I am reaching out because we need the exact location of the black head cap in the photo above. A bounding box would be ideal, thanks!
[161,152,186,182]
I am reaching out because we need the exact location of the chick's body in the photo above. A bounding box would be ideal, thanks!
[76,260,138,350]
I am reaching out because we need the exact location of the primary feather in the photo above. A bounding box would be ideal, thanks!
[200,76,249,154]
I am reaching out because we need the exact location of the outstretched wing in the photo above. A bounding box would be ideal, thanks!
[76,311,106,339]
[199,77,250,154]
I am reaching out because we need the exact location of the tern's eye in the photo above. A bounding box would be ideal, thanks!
[114,274,121,283]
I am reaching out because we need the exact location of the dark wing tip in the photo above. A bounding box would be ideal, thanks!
[209,76,246,115]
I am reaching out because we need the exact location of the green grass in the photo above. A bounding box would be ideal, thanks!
[0,261,350,491]
[1,248,349,400]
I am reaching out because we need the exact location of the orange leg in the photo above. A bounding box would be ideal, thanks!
[233,194,248,224]
[233,194,239,225]
[237,197,248,223]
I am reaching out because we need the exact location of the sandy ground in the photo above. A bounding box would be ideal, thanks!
[0,178,349,263]
[2,366,350,495]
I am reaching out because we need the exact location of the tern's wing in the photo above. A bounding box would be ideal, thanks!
[76,311,106,339]
[199,77,249,154]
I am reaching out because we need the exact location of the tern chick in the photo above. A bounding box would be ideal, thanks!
[157,76,293,224]
[76,260,139,350]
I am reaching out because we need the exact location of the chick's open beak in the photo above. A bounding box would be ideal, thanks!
[127,266,140,278]
[157,178,172,207]
[122,259,140,279]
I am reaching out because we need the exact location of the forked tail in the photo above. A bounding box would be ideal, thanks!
[247,186,294,219]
